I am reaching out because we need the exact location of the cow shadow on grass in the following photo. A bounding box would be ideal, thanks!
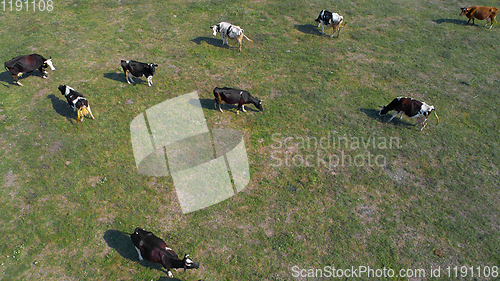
[103,230,169,275]
[47,94,76,123]
[104,72,149,86]
[433,19,465,25]
[361,108,416,128]
[191,36,223,48]
[189,98,215,110]
[0,70,42,87]
[103,72,127,83]
[360,108,381,120]
[0,71,13,87]
[295,24,322,36]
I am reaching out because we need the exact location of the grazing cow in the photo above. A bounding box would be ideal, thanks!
[58,85,95,122]
[120,60,158,86]
[213,87,263,114]
[315,10,346,38]
[460,6,499,29]
[379,97,439,131]
[130,228,199,279]
[4,54,55,86]
[211,22,253,52]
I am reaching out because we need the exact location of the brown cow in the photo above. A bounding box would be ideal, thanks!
[460,6,499,29]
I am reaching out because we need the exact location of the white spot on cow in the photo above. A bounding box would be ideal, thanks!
[45,59,55,71]
[135,246,143,261]
[64,86,74,97]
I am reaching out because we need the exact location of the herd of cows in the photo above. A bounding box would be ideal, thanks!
[2,5,498,278]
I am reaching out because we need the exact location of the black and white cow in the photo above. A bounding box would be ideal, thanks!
[4,54,55,86]
[58,85,95,122]
[379,97,439,131]
[130,228,199,279]
[120,60,158,87]
[213,87,263,114]
[315,10,345,38]
[211,22,253,52]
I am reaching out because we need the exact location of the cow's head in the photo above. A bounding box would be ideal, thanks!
[44,57,55,71]
[211,24,220,36]
[182,254,200,272]
[379,106,389,116]
[149,63,158,75]
[256,100,264,112]
[421,104,440,126]
[460,7,470,16]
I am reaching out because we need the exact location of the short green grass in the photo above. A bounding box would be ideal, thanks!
[1,0,499,280]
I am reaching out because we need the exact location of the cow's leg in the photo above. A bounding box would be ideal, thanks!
[147,76,153,87]
[214,99,223,112]
[124,70,131,84]
[134,247,143,261]
[39,67,47,78]
[420,121,428,131]
[241,104,246,112]
[321,24,325,35]
[87,106,95,120]
[236,37,242,52]
[167,270,173,278]
[388,112,399,122]
[127,72,134,84]
[483,18,491,28]
[77,108,83,123]
[486,17,494,29]
[12,74,23,86]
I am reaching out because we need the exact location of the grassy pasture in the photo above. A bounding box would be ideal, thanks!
[1,0,499,280]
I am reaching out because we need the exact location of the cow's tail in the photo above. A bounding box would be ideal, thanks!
[340,22,348,31]
[243,34,253,42]
[434,111,440,125]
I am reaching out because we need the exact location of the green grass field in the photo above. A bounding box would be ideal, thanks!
[1,0,499,280]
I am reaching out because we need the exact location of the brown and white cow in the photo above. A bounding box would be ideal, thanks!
[4,54,55,86]
[130,228,199,279]
[460,6,499,29]
[211,22,253,52]
[379,97,439,131]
